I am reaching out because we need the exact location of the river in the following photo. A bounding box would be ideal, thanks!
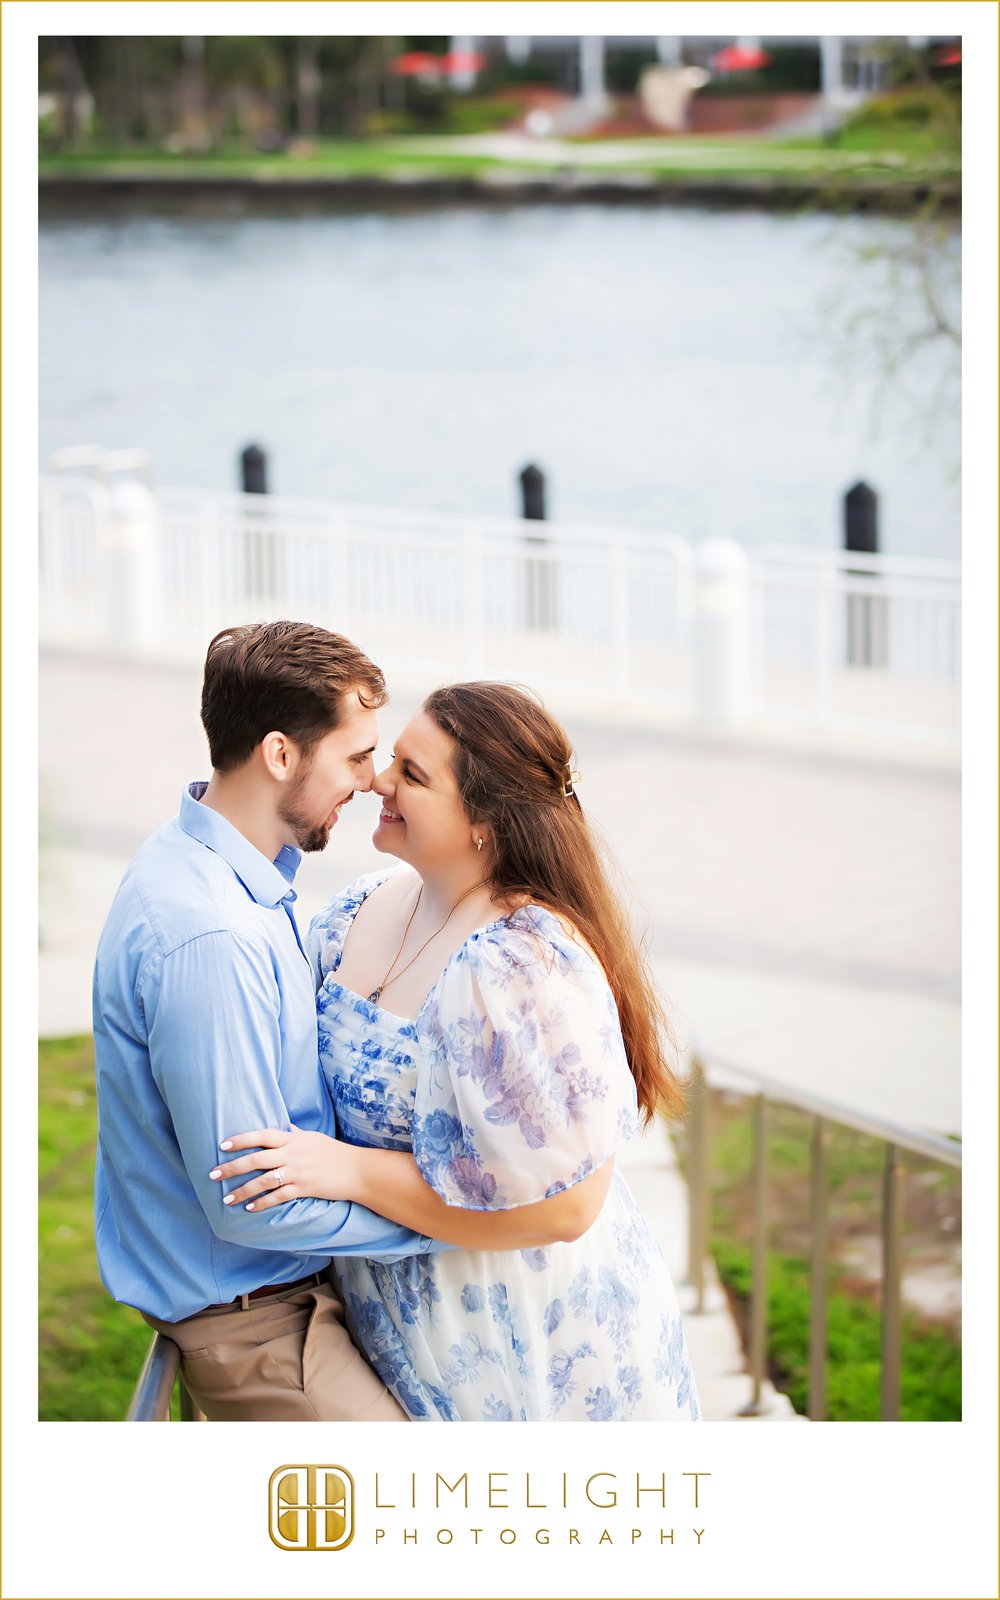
[38,198,960,560]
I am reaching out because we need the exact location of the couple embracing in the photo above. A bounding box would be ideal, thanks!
[94,621,701,1423]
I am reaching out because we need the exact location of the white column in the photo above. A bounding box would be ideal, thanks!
[694,539,752,725]
[656,37,682,65]
[449,35,478,93]
[106,481,162,652]
[820,35,845,102]
[579,35,606,108]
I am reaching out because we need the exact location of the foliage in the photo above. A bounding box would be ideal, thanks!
[697,45,822,97]
[712,1240,961,1421]
[833,84,961,163]
[604,48,661,94]
[39,1034,178,1421]
[700,1094,961,1421]
[370,94,524,138]
[847,86,959,130]
[204,36,285,94]
[487,57,564,90]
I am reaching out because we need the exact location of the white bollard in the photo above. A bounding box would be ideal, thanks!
[106,480,162,653]
[695,538,752,725]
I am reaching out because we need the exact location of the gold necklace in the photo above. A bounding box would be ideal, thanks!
[368,881,484,1004]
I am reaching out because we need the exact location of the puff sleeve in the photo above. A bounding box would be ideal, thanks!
[307,868,397,991]
[413,908,640,1210]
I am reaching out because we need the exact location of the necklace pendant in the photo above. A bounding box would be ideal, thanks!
[368,986,382,1004]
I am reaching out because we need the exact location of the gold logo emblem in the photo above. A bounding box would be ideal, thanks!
[268,1464,355,1552]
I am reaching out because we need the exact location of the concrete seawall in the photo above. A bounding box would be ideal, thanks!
[38,169,961,217]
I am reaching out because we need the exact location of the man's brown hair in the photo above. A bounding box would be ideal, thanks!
[201,620,387,772]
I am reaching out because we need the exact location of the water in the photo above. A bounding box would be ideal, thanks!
[38,199,961,560]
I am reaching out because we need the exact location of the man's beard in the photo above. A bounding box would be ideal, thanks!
[278,769,340,854]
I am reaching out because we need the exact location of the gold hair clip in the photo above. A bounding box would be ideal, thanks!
[561,766,581,799]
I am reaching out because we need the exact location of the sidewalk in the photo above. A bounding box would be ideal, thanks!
[38,647,960,1418]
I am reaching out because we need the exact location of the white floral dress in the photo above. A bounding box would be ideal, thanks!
[309,871,701,1423]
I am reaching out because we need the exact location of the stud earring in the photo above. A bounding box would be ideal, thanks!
[476,837,484,852]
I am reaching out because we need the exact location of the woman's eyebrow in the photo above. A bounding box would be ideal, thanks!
[398,752,432,783]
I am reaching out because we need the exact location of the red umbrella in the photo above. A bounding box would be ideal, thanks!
[711,44,772,72]
[390,52,442,77]
[440,50,486,75]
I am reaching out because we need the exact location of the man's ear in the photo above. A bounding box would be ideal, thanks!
[259,731,295,783]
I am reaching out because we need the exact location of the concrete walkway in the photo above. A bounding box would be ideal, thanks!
[38,647,960,1419]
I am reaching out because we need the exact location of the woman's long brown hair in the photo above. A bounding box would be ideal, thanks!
[424,683,685,1125]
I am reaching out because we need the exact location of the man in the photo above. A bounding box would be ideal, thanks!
[94,620,432,1421]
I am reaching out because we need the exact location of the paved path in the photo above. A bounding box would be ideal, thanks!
[38,647,960,1417]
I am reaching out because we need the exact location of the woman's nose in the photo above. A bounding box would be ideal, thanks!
[372,765,393,798]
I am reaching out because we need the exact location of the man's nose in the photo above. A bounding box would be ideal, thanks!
[354,758,377,794]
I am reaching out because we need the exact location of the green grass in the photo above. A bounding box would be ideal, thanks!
[39,1035,176,1421]
[694,1094,961,1420]
[38,132,959,188]
[38,141,506,180]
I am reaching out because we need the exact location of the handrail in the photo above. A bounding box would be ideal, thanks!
[700,1051,960,1167]
[684,1052,961,1421]
[124,1333,181,1421]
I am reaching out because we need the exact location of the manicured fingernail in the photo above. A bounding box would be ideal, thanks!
[209,1168,221,1180]
[245,1202,255,1211]
[223,1195,235,1205]
[219,1140,233,1151]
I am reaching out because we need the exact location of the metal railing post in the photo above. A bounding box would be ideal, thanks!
[686,1056,710,1312]
[743,1093,769,1414]
[880,1142,904,1420]
[808,1115,829,1419]
[125,1333,181,1421]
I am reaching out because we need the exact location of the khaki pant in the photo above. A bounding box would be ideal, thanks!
[143,1274,407,1422]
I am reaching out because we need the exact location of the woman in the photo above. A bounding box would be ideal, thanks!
[213,683,701,1422]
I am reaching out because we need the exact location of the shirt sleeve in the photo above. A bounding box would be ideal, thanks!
[142,929,436,1261]
[412,915,641,1211]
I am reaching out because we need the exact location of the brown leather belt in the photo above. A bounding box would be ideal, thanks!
[205,1271,324,1313]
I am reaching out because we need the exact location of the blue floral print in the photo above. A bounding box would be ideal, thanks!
[309,870,701,1423]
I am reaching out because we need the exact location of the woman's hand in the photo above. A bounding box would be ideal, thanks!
[209,1126,360,1210]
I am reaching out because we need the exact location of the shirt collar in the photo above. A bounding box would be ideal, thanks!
[179,783,302,908]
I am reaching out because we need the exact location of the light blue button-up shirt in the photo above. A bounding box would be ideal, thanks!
[94,783,434,1321]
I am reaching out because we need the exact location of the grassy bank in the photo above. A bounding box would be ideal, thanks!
[697,1091,961,1420]
[39,1034,172,1421]
[38,133,959,188]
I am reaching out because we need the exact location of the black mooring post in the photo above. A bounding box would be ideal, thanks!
[239,444,276,598]
[519,463,556,631]
[241,443,268,495]
[520,463,546,522]
[844,480,885,667]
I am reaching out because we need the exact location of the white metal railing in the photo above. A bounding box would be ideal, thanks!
[38,476,960,744]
